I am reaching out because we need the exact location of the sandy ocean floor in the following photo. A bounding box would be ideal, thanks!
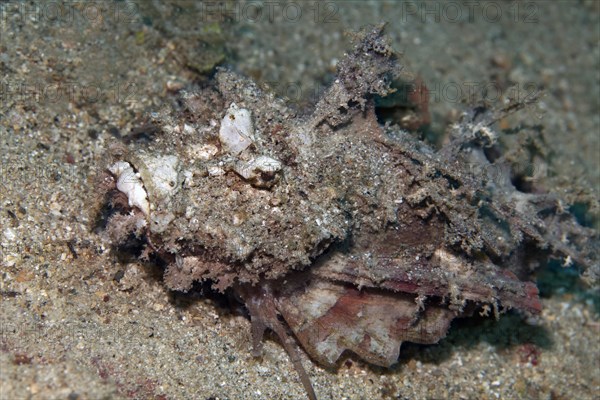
[1,1,599,399]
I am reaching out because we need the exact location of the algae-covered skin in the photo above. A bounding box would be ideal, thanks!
[99,26,597,399]
[103,27,405,288]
